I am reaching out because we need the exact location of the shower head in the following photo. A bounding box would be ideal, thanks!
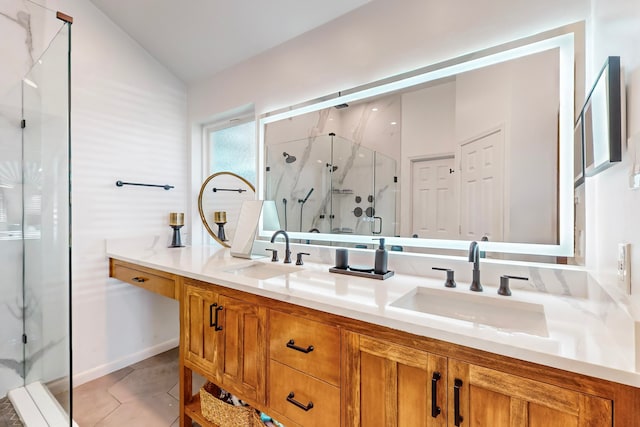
[283,152,297,163]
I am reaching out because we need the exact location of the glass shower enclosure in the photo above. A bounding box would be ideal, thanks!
[0,3,72,425]
[266,134,397,241]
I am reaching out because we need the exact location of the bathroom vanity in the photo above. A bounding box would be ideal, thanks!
[107,240,640,427]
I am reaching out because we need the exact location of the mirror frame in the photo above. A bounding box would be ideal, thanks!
[257,23,582,258]
[198,171,256,247]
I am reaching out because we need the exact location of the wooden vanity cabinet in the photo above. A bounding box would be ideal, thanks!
[104,260,636,427]
[108,258,638,426]
[178,283,631,427]
[447,359,612,427]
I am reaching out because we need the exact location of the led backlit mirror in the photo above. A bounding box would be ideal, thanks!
[258,23,583,260]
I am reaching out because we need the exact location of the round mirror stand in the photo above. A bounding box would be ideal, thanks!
[197,171,256,247]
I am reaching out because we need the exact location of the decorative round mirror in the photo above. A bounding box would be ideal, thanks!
[197,172,256,247]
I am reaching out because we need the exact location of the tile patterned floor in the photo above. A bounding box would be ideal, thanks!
[73,347,205,427]
[0,397,23,427]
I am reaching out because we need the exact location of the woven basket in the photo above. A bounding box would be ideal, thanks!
[199,383,263,427]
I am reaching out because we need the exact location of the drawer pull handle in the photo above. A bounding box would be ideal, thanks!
[431,371,441,418]
[209,303,224,331]
[286,392,314,411]
[454,378,463,426]
[132,276,147,283]
[286,339,314,354]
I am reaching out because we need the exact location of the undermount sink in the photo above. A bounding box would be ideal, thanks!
[389,287,549,337]
[223,262,303,280]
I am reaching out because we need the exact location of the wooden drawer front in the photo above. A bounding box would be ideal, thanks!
[269,310,340,386]
[112,262,176,299]
[268,360,339,427]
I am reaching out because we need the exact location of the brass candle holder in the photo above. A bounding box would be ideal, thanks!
[213,211,227,241]
[169,212,185,247]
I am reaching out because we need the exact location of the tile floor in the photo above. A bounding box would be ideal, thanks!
[73,347,204,427]
[0,397,22,427]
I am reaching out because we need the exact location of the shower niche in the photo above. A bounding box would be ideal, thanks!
[265,134,397,240]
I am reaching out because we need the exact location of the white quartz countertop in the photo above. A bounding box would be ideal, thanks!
[106,238,639,388]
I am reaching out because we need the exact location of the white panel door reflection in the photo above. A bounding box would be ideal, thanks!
[411,156,457,239]
[460,129,504,241]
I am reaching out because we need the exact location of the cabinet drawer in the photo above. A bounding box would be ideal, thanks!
[111,261,176,299]
[269,310,340,385]
[268,360,339,427]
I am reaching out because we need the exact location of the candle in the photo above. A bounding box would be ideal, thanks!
[214,211,227,223]
[169,212,184,226]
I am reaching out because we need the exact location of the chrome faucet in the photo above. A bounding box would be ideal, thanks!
[468,241,483,292]
[270,229,291,263]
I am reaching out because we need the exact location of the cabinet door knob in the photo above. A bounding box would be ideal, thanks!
[431,371,441,418]
[132,276,147,283]
[286,339,314,353]
[286,392,314,411]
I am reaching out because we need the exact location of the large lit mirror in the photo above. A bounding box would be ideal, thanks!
[258,23,582,260]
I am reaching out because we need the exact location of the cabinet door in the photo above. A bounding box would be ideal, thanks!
[217,294,267,404]
[345,332,447,427]
[447,360,612,427]
[183,284,222,379]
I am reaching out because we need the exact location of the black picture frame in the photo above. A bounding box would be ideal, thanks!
[582,56,622,177]
[574,112,585,187]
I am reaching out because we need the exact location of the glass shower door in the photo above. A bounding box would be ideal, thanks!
[330,136,374,237]
[373,151,397,237]
[22,23,71,415]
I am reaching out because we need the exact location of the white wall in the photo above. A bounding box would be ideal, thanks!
[188,0,587,121]
[400,81,457,237]
[60,0,188,383]
[584,0,640,295]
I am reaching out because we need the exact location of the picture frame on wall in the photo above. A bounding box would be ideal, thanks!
[582,56,623,177]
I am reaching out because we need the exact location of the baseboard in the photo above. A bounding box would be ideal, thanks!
[73,337,179,387]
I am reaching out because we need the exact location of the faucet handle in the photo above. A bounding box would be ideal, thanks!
[498,275,528,296]
[296,252,310,266]
[432,267,456,288]
[266,248,278,262]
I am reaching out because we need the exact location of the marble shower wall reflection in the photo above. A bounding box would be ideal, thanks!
[265,99,399,241]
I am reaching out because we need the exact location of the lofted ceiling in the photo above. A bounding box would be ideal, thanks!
[89,0,370,83]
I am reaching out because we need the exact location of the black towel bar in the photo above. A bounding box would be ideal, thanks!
[212,187,246,193]
[115,180,174,190]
